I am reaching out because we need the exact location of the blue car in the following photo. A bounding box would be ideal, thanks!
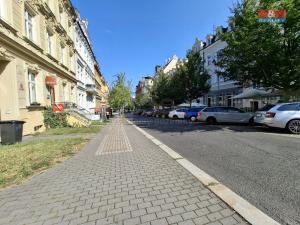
[184,107,206,121]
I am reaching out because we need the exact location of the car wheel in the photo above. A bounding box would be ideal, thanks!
[173,115,178,119]
[286,119,300,134]
[156,115,159,118]
[249,117,254,126]
[190,116,196,122]
[206,117,216,125]
[162,114,166,119]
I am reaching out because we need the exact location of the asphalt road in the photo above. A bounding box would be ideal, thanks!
[127,114,300,225]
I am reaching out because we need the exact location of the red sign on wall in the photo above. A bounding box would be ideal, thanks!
[52,103,64,112]
[45,76,57,87]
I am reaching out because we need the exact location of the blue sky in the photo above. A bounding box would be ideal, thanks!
[71,0,235,90]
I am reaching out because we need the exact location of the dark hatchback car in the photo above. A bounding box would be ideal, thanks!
[154,109,172,118]
[184,107,206,121]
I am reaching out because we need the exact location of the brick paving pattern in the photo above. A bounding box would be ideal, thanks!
[96,119,133,156]
[0,117,247,225]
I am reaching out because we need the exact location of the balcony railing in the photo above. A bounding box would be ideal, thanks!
[86,84,97,94]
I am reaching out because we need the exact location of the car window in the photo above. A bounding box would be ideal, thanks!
[203,107,218,112]
[227,107,240,113]
[214,107,228,112]
[177,109,187,112]
[277,103,299,111]
[258,104,275,111]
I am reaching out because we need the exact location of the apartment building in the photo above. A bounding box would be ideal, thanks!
[94,62,109,114]
[155,55,183,76]
[74,11,96,113]
[193,28,271,110]
[0,0,77,135]
[135,76,153,99]
[192,30,243,107]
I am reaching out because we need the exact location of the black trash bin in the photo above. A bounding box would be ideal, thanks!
[0,120,25,145]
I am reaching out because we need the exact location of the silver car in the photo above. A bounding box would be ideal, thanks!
[254,104,276,124]
[262,102,300,134]
[197,107,254,124]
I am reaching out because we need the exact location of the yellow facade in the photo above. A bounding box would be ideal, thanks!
[94,63,109,112]
[0,0,77,135]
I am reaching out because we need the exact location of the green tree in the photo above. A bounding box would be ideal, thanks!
[174,50,210,107]
[135,92,153,109]
[151,71,173,107]
[108,73,132,111]
[216,0,300,99]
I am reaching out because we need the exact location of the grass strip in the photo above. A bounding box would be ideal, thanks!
[0,138,88,189]
[35,126,101,136]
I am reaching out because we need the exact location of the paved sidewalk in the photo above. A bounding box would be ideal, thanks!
[0,117,247,225]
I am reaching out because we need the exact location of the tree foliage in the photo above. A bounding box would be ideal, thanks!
[174,50,210,106]
[151,71,173,107]
[135,92,153,109]
[108,73,132,110]
[216,0,300,97]
[151,50,210,107]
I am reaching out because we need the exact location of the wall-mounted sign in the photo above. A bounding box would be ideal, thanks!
[52,103,64,112]
[45,76,57,87]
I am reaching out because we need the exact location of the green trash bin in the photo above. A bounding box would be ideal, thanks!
[0,120,25,145]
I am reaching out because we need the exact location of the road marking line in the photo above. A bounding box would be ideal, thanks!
[263,132,300,139]
[127,118,281,225]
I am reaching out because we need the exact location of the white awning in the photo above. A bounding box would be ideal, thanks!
[232,89,277,99]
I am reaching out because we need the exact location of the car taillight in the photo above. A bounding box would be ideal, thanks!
[266,112,276,118]
[198,112,203,117]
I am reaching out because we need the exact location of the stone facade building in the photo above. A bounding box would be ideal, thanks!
[94,62,109,114]
[135,76,153,99]
[0,0,77,135]
[155,55,182,76]
[193,27,266,110]
[193,32,242,107]
[74,11,96,113]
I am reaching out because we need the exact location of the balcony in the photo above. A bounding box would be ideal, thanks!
[85,84,97,94]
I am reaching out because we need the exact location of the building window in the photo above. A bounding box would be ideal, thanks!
[46,30,52,55]
[25,9,34,40]
[59,7,63,23]
[207,55,212,66]
[0,0,8,22]
[28,71,36,104]
[77,62,83,80]
[61,45,65,64]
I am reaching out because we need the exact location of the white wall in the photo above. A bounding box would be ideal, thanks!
[74,21,95,112]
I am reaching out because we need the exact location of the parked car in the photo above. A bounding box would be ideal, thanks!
[154,109,171,118]
[254,104,276,125]
[197,106,254,124]
[262,102,300,134]
[133,109,143,115]
[168,108,188,119]
[143,109,155,117]
[184,107,206,121]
